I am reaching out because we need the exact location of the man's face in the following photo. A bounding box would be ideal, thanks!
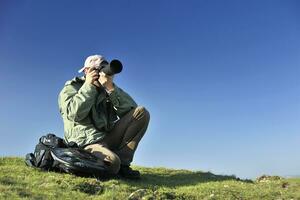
[84,60,109,75]
[84,58,103,74]
[84,67,99,76]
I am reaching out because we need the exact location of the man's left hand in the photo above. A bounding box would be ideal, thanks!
[98,71,114,92]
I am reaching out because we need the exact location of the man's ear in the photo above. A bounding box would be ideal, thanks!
[83,67,89,75]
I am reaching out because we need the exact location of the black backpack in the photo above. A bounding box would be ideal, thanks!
[25,133,111,178]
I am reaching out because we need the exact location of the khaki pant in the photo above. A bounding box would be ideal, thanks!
[84,106,150,174]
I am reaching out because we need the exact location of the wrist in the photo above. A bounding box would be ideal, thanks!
[105,84,115,93]
[106,87,114,93]
[92,81,101,88]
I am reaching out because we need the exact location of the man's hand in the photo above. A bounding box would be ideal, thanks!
[98,71,114,92]
[85,67,101,87]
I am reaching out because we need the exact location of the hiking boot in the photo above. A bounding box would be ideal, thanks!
[118,165,141,179]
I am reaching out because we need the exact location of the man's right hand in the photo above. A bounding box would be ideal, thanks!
[85,67,101,87]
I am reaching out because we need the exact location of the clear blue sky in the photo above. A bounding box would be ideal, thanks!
[0,0,299,179]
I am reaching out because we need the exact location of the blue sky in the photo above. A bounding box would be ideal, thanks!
[0,0,299,179]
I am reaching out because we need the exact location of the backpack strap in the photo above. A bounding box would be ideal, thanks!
[25,153,36,167]
[40,134,66,148]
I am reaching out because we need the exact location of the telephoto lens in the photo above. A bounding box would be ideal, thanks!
[100,59,123,76]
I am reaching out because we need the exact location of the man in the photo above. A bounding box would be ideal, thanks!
[58,55,150,179]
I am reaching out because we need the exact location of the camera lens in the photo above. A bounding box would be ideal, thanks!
[100,59,123,76]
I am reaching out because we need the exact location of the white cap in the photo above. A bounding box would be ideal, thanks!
[78,55,106,73]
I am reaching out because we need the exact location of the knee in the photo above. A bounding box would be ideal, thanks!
[142,107,150,121]
[107,154,121,174]
[133,106,150,122]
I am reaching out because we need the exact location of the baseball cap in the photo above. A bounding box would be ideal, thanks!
[78,55,106,73]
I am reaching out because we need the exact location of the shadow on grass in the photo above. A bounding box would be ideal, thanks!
[117,170,253,188]
[0,176,36,198]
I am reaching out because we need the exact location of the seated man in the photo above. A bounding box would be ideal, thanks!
[58,55,150,179]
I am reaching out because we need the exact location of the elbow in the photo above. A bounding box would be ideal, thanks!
[66,112,76,122]
[66,110,86,122]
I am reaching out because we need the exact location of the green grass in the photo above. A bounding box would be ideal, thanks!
[0,157,299,199]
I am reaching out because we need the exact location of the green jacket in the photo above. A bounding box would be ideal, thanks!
[58,77,137,147]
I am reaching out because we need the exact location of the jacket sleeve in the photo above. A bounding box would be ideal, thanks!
[108,85,137,117]
[58,82,98,122]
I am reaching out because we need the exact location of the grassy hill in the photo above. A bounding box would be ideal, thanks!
[0,157,299,200]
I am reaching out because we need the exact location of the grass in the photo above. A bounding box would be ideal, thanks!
[0,157,299,199]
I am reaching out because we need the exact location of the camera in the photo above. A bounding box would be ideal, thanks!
[97,59,123,76]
